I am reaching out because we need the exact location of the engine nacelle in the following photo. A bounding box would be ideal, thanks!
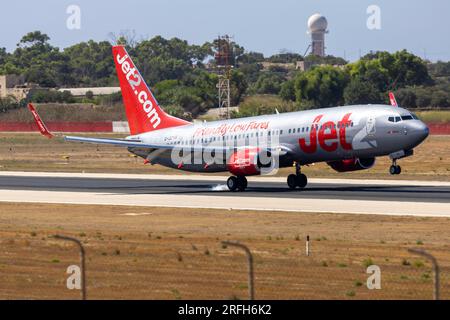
[327,157,376,172]
[227,148,273,176]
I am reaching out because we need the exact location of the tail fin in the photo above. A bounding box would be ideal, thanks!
[112,45,190,135]
[388,91,398,107]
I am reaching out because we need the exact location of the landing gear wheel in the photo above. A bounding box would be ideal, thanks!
[236,176,248,191]
[287,173,308,189]
[287,174,297,190]
[227,176,238,191]
[389,165,396,175]
[296,173,308,189]
[389,165,401,175]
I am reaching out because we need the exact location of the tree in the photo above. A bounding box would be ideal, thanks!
[294,65,349,108]
[17,31,50,47]
[430,90,450,108]
[348,50,432,92]
[394,88,417,109]
[63,40,115,86]
[304,54,347,66]
[268,53,302,63]
[0,48,8,66]
[279,79,296,101]
[250,72,284,95]
[10,31,67,87]
[343,78,382,105]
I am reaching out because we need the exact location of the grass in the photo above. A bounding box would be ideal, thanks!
[362,258,374,268]
[416,110,450,123]
[0,203,449,299]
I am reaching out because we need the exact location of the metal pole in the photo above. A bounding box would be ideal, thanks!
[222,241,254,300]
[408,248,440,300]
[306,235,310,256]
[54,235,86,300]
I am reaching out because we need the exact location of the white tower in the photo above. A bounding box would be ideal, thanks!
[307,13,328,57]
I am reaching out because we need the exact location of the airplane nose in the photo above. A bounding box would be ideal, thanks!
[409,121,429,143]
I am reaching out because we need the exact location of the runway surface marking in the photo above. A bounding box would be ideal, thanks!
[0,189,449,218]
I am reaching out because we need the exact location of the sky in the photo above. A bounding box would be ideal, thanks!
[1,0,449,61]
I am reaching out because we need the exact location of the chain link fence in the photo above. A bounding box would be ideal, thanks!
[1,234,449,300]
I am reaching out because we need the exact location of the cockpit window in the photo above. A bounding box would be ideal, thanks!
[401,115,413,120]
[388,116,402,123]
[411,113,419,120]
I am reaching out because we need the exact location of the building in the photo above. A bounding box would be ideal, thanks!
[0,74,31,100]
[307,13,328,57]
[57,87,121,97]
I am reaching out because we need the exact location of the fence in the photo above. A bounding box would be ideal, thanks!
[1,234,448,300]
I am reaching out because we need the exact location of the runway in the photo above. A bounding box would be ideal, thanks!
[0,171,449,217]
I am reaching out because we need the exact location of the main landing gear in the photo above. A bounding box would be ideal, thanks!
[287,163,308,190]
[227,175,248,192]
[389,161,402,175]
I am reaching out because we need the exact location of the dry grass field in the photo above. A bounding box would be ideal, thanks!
[0,203,449,300]
[0,133,449,181]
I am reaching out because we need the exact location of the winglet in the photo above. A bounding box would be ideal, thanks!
[28,103,53,138]
[388,92,398,107]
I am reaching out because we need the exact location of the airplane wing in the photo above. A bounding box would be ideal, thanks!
[29,103,290,159]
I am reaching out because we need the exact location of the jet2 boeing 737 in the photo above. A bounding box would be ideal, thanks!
[29,45,429,191]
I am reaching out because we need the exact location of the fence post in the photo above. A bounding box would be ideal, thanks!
[306,235,310,256]
[54,235,86,300]
[222,241,255,300]
[408,248,440,300]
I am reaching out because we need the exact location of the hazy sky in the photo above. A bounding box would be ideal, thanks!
[1,0,449,61]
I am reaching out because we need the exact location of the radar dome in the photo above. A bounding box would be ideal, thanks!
[308,13,328,32]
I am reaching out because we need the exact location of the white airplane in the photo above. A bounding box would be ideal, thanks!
[29,45,429,191]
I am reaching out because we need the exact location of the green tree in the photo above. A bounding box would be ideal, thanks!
[10,31,67,87]
[294,65,349,108]
[348,50,432,92]
[343,78,382,104]
[279,79,296,101]
[63,40,115,86]
[394,88,417,109]
[250,72,285,95]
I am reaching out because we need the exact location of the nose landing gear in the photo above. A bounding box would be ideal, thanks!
[389,160,402,175]
[287,162,308,190]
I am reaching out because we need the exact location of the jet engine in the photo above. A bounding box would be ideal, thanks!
[227,148,274,176]
[327,158,376,172]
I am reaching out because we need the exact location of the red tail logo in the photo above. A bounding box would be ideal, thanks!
[112,46,189,135]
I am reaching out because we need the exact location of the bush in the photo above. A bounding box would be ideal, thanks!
[29,89,75,103]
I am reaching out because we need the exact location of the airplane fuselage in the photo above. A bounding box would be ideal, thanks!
[127,104,429,174]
